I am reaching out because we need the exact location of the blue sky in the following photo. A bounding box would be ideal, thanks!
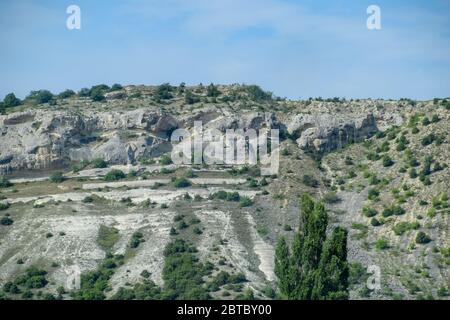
[0,0,449,100]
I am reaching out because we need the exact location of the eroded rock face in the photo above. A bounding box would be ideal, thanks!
[0,110,178,175]
[0,107,380,175]
[287,113,378,153]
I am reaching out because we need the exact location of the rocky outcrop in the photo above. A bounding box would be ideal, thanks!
[0,106,380,175]
[287,113,378,153]
[0,109,178,175]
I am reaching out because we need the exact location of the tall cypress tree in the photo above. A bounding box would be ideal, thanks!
[274,236,291,297]
[312,227,349,300]
[274,193,349,300]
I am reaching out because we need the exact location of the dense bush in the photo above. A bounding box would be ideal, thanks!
[396,135,409,151]
[78,88,90,97]
[210,191,240,202]
[206,83,220,97]
[110,83,123,91]
[172,177,191,188]
[239,196,253,207]
[27,90,54,104]
[3,93,21,107]
[154,83,173,100]
[362,207,378,218]
[243,85,272,101]
[90,89,105,102]
[422,117,430,126]
[104,169,126,181]
[382,155,394,167]
[0,216,13,225]
[71,254,124,300]
[393,222,420,236]
[129,232,145,249]
[113,280,162,300]
[368,188,380,200]
[49,171,65,183]
[375,238,389,250]
[14,266,48,289]
[91,158,108,169]
[0,176,12,188]
[415,231,431,244]
[58,89,76,99]
[370,218,381,227]
[160,154,173,165]
[162,239,211,299]
[88,84,109,102]
[382,205,405,217]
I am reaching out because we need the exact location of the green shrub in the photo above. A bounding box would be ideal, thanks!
[382,205,405,217]
[370,218,381,227]
[130,232,145,248]
[396,135,408,151]
[243,85,272,101]
[78,88,90,97]
[421,134,435,146]
[366,152,380,161]
[415,232,431,244]
[91,90,105,102]
[154,83,173,100]
[71,254,124,300]
[382,155,394,167]
[239,196,253,207]
[110,84,123,91]
[161,239,211,299]
[368,188,380,200]
[177,220,188,229]
[0,216,13,225]
[172,177,191,188]
[362,207,378,218]
[160,154,173,165]
[91,158,108,168]
[393,222,420,235]
[104,169,126,181]
[49,171,65,183]
[14,266,48,289]
[0,201,10,211]
[58,89,75,99]
[0,176,12,188]
[210,191,241,202]
[27,90,54,104]
[89,84,109,102]
[206,83,220,97]
[3,93,21,107]
[408,168,418,179]
[82,196,94,203]
[375,238,390,250]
